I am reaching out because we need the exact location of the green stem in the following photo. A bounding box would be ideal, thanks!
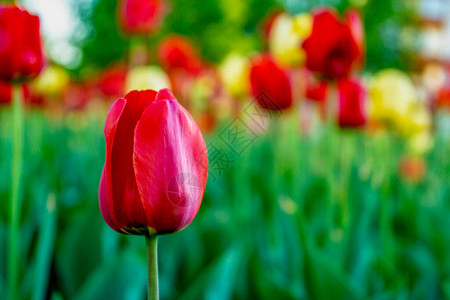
[145,235,159,300]
[8,85,24,300]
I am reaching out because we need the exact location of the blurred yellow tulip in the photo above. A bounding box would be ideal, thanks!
[369,69,428,135]
[191,70,217,113]
[396,102,432,137]
[268,13,312,67]
[218,53,250,98]
[408,130,434,156]
[31,65,70,96]
[369,69,434,154]
[125,66,171,93]
[293,13,313,39]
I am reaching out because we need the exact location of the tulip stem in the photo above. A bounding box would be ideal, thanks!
[8,85,24,300]
[146,234,159,300]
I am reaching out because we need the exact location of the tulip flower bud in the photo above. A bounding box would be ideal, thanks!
[337,78,367,128]
[302,8,359,79]
[305,73,328,102]
[118,0,166,35]
[369,69,423,135]
[0,82,31,106]
[0,5,44,82]
[0,81,12,104]
[249,53,292,111]
[157,35,204,75]
[99,89,208,235]
[97,64,127,99]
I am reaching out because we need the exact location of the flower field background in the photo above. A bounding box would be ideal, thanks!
[0,0,450,299]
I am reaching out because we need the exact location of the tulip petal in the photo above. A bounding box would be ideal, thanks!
[155,87,176,101]
[157,35,203,75]
[99,97,126,232]
[109,90,157,233]
[133,96,208,234]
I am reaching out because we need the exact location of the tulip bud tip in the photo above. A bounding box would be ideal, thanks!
[156,88,175,101]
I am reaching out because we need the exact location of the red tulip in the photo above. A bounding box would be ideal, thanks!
[63,83,91,110]
[157,35,204,75]
[0,82,38,106]
[99,89,208,235]
[302,8,359,79]
[118,0,166,35]
[306,77,328,102]
[436,86,450,109]
[337,78,366,128]
[0,5,44,82]
[0,81,11,104]
[249,53,292,110]
[21,84,45,107]
[98,64,127,99]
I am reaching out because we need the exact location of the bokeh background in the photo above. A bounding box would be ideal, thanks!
[1,0,450,299]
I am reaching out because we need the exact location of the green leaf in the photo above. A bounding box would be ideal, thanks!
[32,194,58,300]
[180,246,243,300]
[73,249,146,300]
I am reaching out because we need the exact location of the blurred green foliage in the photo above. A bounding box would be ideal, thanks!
[75,0,280,72]
[75,0,130,73]
[0,106,449,299]
[74,0,417,73]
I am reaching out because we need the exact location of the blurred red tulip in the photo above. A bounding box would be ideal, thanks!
[305,75,328,120]
[337,78,366,128]
[0,81,11,104]
[306,77,328,102]
[157,35,204,75]
[249,53,292,110]
[21,84,45,106]
[345,9,365,68]
[99,89,208,235]
[0,5,44,82]
[0,82,41,106]
[398,156,426,183]
[198,111,216,133]
[436,86,450,109]
[63,83,90,110]
[98,65,127,99]
[302,8,359,79]
[118,0,166,35]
